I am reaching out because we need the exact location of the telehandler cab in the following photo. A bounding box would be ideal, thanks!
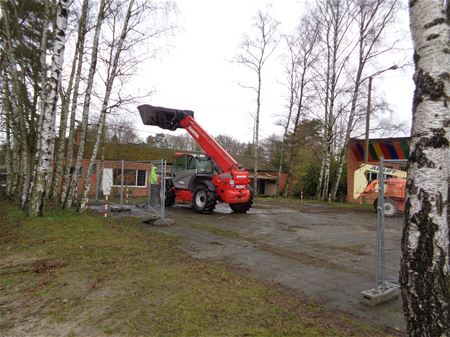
[138,105,253,213]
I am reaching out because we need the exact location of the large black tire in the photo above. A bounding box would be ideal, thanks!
[165,188,175,207]
[164,179,175,207]
[230,186,254,214]
[383,199,397,217]
[192,185,217,213]
[373,198,397,217]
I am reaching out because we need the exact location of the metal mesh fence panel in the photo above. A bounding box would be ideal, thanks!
[376,158,407,290]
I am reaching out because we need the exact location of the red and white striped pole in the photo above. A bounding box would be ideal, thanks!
[104,195,109,218]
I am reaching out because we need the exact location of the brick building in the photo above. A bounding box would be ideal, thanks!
[74,142,286,198]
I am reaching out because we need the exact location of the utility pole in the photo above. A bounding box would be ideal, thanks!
[363,65,398,163]
[364,76,372,163]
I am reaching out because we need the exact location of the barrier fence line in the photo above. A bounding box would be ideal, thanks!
[376,157,408,290]
[89,159,167,221]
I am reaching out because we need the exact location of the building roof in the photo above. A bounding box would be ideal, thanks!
[84,142,278,172]
[84,142,175,162]
[349,137,411,161]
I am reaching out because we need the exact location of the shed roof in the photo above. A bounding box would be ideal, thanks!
[84,142,278,172]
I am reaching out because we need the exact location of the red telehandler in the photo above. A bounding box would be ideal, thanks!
[138,105,253,213]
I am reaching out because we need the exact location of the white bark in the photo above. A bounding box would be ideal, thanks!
[3,78,13,197]
[28,0,69,216]
[1,4,32,208]
[60,0,89,205]
[65,0,107,208]
[37,0,50,138]
[400,0,450,335]
[80,0,135,210]
[52,0,89,201]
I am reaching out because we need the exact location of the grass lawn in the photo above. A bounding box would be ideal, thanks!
[0,202,395,337]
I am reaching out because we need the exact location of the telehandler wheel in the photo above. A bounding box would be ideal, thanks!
[373,198,397,217]
[383,199,397,217]
[165,188,175,207]
[193,185,217,213]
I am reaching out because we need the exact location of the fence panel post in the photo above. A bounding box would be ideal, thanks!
[120,159,124,205]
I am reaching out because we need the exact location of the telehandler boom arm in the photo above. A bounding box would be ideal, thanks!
[138,104,244,174]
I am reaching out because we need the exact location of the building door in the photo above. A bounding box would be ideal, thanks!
[258,180,266,195]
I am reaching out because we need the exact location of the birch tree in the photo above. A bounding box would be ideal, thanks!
[65,0,107,209]
[1,3,33,208]
[52,0,89,200]
[79,0,135,210]
[330,0,399,200]
[314,0,354,200]
[282,17,319,197]
[400,0,450,335]
[28,0,70,216]
[2,76,13,197]
[235,8,279,195]
[60,0,89,205]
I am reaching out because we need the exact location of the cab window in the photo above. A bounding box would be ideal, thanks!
[196,158,213,174]
[187,155,196,170]
[175,155,187,172]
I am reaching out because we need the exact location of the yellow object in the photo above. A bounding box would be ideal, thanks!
[353,164,407,200]
[150,167,158,184]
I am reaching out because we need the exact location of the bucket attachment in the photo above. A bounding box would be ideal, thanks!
[138,104,194,131]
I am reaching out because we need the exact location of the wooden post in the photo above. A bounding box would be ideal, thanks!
[104,195,108,218]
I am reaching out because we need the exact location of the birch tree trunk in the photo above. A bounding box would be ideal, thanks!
[80,0,135,210]
[3,78,13,197]
[253,73,261,195]
[52,0,89,201]
[400,1,450,335]
[28,0,70,216]
[60,0,89,205]
[29,0,51,201]
[1,4,31,208]
[65,0,106,209]
[37,0,50,138]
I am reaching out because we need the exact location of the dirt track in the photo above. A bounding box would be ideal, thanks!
[98,199,406,332]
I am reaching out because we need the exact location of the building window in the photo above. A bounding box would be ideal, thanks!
[113,169,147,187]
[366,172,378,182]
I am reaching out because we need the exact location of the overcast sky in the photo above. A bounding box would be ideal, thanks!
[131,0,414,143]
